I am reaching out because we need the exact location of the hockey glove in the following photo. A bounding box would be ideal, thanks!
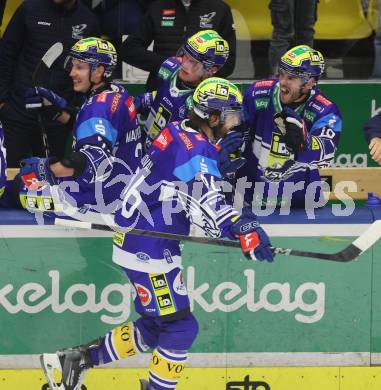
[281,106,308,154]
[134,92,154,116]
[20,157,57,190]
[25,87,68,112]
[230,208,274,262]
[217,131,246,179]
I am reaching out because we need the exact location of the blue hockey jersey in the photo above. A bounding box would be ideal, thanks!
[139,58,194,140]
[113,120,240,273]
[239,79,342,208]
[20,83,143,214]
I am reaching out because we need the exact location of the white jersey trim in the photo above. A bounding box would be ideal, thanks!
[112,245,182,273]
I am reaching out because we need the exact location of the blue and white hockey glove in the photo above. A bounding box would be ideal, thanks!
[281,106,308,154]
[20,157,57,190]
[230,208,274,262]
[25,87,68,111]
[217,131,246,179]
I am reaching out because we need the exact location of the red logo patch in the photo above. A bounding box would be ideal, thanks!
[96,92,108,103]
[254,80,275,88]
[134,283,152,306]
[153,128,174,151]
[315,94,332,106]
[21,172,44,191]
[195,133,206,142]
[178,131,194,151]
[125,96,136,120]
[162,8,175,15]
[110,93,122,113]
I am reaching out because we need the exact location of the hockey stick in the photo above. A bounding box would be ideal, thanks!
[31,42,64,158]
[54,217,381,262]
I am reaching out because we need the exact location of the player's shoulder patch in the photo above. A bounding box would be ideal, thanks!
[125,95,136,120]
[307,92,335,115]
[178,131,194,151]
[96,91,108,103]
[254,79,276,88]
[314,94,332,107]
[153,127,174,151]
[159,57,180,80]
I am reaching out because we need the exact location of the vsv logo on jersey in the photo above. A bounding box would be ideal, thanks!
[72,24,87,39]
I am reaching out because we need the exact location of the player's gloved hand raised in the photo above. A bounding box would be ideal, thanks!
[134,92,153,116]
[25,87,68,111]
[281,106,308,154]
[217,131,246,179]
[19,157,57,190]
[230,208,274,262]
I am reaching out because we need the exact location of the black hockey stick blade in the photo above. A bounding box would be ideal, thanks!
[54,218,381,262]
[32,42,64,85]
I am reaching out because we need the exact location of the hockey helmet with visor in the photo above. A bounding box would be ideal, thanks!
[64,37,117,79]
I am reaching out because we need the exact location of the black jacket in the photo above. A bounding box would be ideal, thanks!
[0,0,99,113]
[121,0,236,91]
[364,114,381,144]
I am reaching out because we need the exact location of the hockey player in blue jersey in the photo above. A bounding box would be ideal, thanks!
[135,29,245,179]
[18,37,143,214]
[135,29,229,142]
[40,78,274,390]
[238,45,342,209]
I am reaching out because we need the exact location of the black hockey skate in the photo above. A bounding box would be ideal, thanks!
[41,343,95,390]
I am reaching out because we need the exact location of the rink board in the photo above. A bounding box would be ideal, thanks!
[2,367,381,390]
[1,207,381,369]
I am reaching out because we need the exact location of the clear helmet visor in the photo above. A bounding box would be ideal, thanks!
[220,106,243,127]
[64,56,92,74]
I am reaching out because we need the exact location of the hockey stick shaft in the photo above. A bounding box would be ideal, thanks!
[54,218,381,261]
[32,42,64,158]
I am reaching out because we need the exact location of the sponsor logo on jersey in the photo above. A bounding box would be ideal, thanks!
[150,274,168,290]
[96,92,108,103]
[157,293,174,310]
[163,249,173,264]
[254,89,271,96]
[162,8,176,16]
[159,67,172,80]
[125,96,136,119]
[195,133,206,142]
[161,11,175,27]
[136,252,151,262]
[254,98,269,110]
[254,80,275,88]
[110,93,122,114]
[173,271,187,296]
[153,128,174,151]
[38,21,51,26]
[303,109,316,122]
[113,232,125,247]
[152,105,172,136]
[315,94,332,106]
[134,283,152,306]
[270,133,289,156]
[178,131,194,150]
[21,173,44,191]
[311,102,324,113]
